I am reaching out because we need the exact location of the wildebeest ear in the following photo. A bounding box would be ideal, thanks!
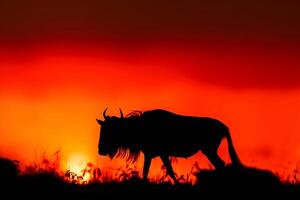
[96,119,104,125]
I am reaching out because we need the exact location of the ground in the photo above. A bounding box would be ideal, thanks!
[0,158,299,199]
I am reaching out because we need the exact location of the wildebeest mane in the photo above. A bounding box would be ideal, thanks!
[126,110,144,118]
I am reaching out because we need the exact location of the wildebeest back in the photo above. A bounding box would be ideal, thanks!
[135,109,227,156]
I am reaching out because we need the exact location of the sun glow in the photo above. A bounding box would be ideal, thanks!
[0,42,299,182]
[66,153,91,183]
[67,154,87,174]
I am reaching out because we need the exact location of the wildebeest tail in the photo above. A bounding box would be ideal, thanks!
[224,127,242,166]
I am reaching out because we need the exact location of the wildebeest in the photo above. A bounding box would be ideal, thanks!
[97,108,241,183]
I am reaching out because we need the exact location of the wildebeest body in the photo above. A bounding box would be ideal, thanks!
[97,109,241,183]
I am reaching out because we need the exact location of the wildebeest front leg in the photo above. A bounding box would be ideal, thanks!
[143,155,152,181]
[160,155,179,184]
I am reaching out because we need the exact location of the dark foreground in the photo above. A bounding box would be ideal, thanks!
[0,159,299,199]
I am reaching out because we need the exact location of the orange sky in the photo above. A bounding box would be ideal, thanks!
[0,39,299,178]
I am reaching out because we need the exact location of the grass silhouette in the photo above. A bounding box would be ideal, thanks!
[0,156,299,198]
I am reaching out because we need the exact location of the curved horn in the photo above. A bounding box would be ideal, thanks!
[103,108,109,120]
[119,108,124,119]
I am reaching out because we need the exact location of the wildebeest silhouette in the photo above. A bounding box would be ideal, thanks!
[96,108,241,183]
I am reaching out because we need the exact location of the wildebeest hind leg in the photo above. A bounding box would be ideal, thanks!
[202,150,225,169]
[160,155,179,184]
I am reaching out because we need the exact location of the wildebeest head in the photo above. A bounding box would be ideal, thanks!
[96,108,124,159]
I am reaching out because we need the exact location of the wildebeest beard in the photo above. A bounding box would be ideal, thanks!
[107,112,143,163]
[108,146,141,163]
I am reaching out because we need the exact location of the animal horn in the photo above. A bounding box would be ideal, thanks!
[119,108,124,119]
[103,108,109,120]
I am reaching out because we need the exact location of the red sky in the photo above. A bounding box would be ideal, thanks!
[0,0,300,178]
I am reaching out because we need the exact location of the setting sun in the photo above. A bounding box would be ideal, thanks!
[67,153,88,174]
[66,153,91,183]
